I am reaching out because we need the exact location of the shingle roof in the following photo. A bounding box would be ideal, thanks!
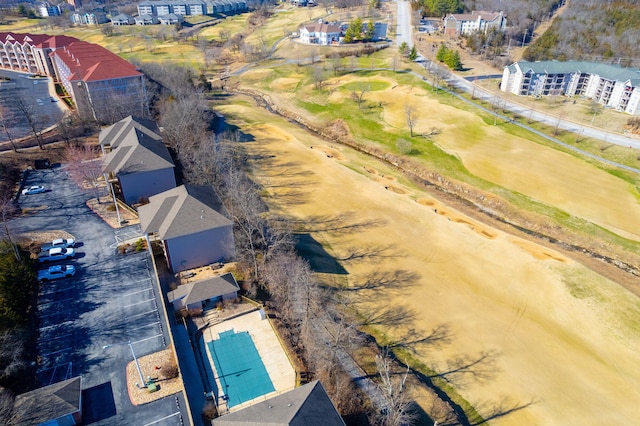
[167,272,239,305]
[52,40,141,82]
[99,115,162,148]
[212,381,345,426]
[515,60,640,83]
[102,128,174,174]
[138,184,232,239]
[0,32,76,49]
[447,11,502,22]
[13,377,82,425]
[303,22,341,34]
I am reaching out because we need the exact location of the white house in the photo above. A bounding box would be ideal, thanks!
[443,11,506,36]
[299,21,342,45]
[500,60,640,115]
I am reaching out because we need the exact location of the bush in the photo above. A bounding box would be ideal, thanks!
[161,358,179,380]
[202,401,218,421]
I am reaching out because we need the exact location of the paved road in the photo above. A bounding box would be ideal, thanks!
[395,0,412,48]
[11,166,188,426]
[391,1,640,151]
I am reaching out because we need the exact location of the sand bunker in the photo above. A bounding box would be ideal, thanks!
[511,239,567,262]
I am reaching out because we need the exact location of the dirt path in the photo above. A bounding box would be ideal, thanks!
[217,96,640,425]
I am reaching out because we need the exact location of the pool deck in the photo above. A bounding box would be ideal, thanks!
[202,310,297,414]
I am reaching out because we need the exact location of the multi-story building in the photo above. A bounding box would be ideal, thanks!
[51,41,147,123]
[0,32,77,76]
[0,32,147,123]
[500,60,640,115]
[136,0,246,18]
[443,11,506,36]
[38,2,62,17]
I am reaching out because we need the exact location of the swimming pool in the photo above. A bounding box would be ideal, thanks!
[206,329,275,407]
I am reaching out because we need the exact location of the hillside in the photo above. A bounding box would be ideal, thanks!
[524,0,640,66]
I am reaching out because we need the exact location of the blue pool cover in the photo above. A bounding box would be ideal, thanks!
[207,329,275,407]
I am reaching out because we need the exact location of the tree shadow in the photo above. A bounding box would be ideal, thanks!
[345,269,420,293]
[288,212,388,235]
[336,243,398,263]
[295,233,348,274]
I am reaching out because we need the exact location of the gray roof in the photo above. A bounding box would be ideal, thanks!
[111,13,133,20]
[13,376,82,424]
[138,184,232,239]
[99,115,161,149]
[167,272,239,305]
[102,128,174,174]
[515,60,640,84]
[213,381,345,426]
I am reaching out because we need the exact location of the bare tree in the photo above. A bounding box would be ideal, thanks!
[0,105,17,152]
[313,65,326,90]
[64,144,105,203]
[0,197,19,260]
[56,112,81,146]
[374,348,418,426]
[13,95,45,149]
[405,104,419,137]
[0,387,16,426]
[351,83,370,109]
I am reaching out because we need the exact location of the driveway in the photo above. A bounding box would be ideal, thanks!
[11,165,188,425]
[0,69,67,143]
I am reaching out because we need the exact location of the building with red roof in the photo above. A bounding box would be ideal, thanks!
[0,32,147,124]
[50,41,146,123]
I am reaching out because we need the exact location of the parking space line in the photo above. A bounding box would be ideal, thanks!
[123,298,155,308]
[39,308,73,318]
[127,310,157,320]
[131,333,163,344]
[40,347,71,358]
[143,412,180,426]
[39,321,74,331]
[128,278,152,285]
[129,321,160,332]
[40,288,74,296]
[120,288,153,298]
[38,297,75,307]
[39,333,72,342]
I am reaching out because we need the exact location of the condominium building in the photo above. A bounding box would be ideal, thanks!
[0,32,147,123]
[443,11,506,36]
[501,61,640,115]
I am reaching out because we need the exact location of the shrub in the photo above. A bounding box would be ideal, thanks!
[202,401,218,421]
[161,358,179,380]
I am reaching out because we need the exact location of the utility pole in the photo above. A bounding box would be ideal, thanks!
[522,29,528,48]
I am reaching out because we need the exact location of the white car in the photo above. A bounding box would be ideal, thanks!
[38,265,76,282]
[40,238,76,252]
[38,247,75,263]
[22,185,46,195]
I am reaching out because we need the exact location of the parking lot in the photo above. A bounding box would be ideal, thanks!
[0,69,67,143]
[12,165,187,425]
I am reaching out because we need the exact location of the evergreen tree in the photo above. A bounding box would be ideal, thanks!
[436,44,448,62]
[409,45,418,61]
[399,41,409,57]
[365,20,375,41]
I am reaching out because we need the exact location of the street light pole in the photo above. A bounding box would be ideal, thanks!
[128,341,146,387]
[103,341,146,387]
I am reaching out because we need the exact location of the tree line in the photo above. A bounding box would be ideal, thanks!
[137,63,419,425]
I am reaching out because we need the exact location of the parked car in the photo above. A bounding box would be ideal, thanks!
[22,185,46,195]
[38,247,75,263]
[38,265,76,282]
[40,238,76,251]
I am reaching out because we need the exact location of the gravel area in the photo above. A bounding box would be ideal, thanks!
[126,349,184,406]
[86,198,140,229]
